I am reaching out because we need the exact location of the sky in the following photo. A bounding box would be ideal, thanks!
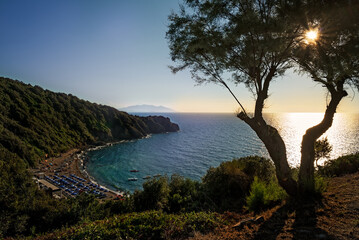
[0,0,358,113]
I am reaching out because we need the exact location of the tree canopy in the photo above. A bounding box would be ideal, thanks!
[168,0,300,116]
[167,0,359,196]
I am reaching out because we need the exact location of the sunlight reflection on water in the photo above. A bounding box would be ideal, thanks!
[86,113,359,192]
[266,113,359,166]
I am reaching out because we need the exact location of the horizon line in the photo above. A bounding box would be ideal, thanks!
[125,111,359,114]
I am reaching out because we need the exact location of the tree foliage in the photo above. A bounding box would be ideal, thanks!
[289,0,359,193]
[314,137,332,166]
[167,0,299,113]
[293,0,359,93]
[167,0,359,196]
[0,77,178,238]
[167,0,300,196]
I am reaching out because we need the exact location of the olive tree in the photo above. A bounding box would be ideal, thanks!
[167,0,300,195]
[167,0,359,196]
[292,0,359,193]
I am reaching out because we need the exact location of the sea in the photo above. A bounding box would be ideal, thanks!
[85,113,359,192]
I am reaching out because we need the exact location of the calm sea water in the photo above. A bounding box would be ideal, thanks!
[85,113,359,192]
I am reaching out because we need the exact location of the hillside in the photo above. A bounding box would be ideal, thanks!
[29,172,359,240]
[191,172,359,240]
[0,77,179,166]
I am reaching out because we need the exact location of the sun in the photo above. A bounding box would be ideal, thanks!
[305,28,319,44]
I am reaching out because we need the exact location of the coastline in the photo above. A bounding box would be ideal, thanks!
[80,135,154,195]
[31,134,154,199]
[32,146,124,199]
[80,136,152,192]
[79,142,126,196]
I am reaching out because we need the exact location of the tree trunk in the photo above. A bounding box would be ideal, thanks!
[238,113,298,196]
[298,89,348,195]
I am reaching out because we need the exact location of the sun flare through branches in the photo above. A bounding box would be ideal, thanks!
[304,28,319,44]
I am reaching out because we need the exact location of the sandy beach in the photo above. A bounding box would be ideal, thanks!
[31,148,122,200]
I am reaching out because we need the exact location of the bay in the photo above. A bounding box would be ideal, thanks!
[85,113,359,192]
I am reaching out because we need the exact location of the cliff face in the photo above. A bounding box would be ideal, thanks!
[0,77,179,166]
[140,115,180,134]
[95,106,179,141]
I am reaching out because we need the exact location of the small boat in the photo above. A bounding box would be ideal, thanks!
[130,170,139,172]
[143,176,151,179]
[128,178,138,181]
[153,174,161,178]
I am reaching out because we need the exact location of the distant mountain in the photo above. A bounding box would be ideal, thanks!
[120,104,175,113]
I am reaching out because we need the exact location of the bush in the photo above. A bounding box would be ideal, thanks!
[318,153,359,177]
[202,156,275,211]
[314,175,328,195]
[202,163,251,211]
[133,176,170,211]
[0,148,38,237]
[246,177,287,212]
[36,211,225,240]
[234,156,275,182]
[168,174,201,212]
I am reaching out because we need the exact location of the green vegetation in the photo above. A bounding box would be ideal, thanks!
[35,211,224,240]
[318,152,359,177]
[246,177,287,212]
[167,0,359,196]
[133,175,201,213]
[314,175,328,195]
[315,137,332,166]
[0,77,178,167]
[0,78,358,239]
[1,149,358,239]
[0,77,179,238]
[131,156,278,214]
[0,155,275,238]
[0,148,37,237]
[202,156,275,211]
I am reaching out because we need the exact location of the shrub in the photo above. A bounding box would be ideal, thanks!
[234,156,275,182]
[246,176,287,212]
[168,174,201,212]
[202,156,275,211]
[202,163,251,211]
[133,176,170,211]
[36,211,225,240]
[314,175,328,195]
[318,153,359,177]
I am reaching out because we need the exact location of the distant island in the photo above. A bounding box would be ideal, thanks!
[119,104,175,113]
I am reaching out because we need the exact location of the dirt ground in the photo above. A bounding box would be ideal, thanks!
[33,149,81,176]
[191,172,359,240]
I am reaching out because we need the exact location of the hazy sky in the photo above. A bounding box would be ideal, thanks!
[0,0,358,113]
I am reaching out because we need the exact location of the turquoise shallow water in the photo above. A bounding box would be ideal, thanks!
[85,113,359,192]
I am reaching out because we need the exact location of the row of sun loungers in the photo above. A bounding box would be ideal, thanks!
[44,173,108,198]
